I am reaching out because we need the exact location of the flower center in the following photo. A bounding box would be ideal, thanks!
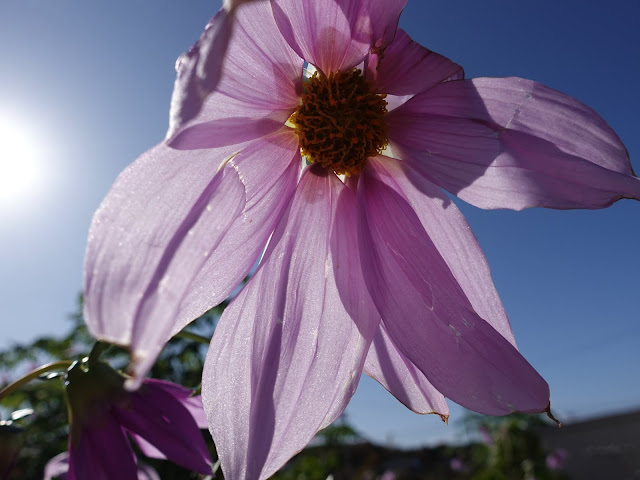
[291,69,388,176]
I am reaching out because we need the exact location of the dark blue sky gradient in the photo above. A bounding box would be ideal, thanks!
[1,0,638,447]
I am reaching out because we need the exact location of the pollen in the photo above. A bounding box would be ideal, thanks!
[290,69,388,176]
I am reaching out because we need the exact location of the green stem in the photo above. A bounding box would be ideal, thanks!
[212,459,221,475]
[175,330,211,345]
[0,361,73,401]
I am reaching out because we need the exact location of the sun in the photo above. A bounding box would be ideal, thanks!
[0,118,42,206]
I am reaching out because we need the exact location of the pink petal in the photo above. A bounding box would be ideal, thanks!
[44,452,70,480]
[86,130,299,384]
[358,0,407,49]
[364,322,449,417]
[202,168,379,480]
[139,379,208,429]
[167,8,233,138]
[84,143,245,382]
[114,381,212,474]
[177,395,208,430]
[130,434,166,461]
[136,464,160,480]
[168,116,285,150]
[215,0,302,115]
[170,130,301,337]
[271,0,370,74]
[168,0,302,140]
[367,29,463,96]
[368,156,515,346]
[51,450,160,480]
[389,77,640,210]
[357,162,550,415]
[68,421,137,480]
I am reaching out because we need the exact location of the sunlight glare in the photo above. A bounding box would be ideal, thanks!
[0,118,43,206]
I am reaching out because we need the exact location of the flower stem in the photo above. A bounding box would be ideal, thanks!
[175,330,211,345]
[212,459,221,475]
[0,361,73,401]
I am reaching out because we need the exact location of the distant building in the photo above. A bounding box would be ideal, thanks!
[539,408,640,479]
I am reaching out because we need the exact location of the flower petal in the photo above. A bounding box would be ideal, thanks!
[114,381,212,474]
[359,0,407,48]
[364,322,449,417]
[68,421,137,480]
[85,131,296,386]
[167,8,233,138]
[214,0,302,116]
[130,434,166,461]
[136,464,161,480]
[170,130,301,337]
[84,143,245,384]
[203,167,379,480]
[137,379,208,429]
[168,116,285,151]
[44,452,70,480]
[368,156,515,346]
[168,0,302,138]
[389,77,640,210]
[367,29,463,96]
[271,0,371,74]
[357,161,550,415]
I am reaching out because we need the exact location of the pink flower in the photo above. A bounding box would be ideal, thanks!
[546,448,568,471]
[84,1,639,478]
[62,361,211,479]
[449,458,467,473]
[380,471,396,480]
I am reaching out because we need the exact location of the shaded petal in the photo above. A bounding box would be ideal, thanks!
[271,0,370,74]
[357,161,549,415]
[169,116,284,151]
[136,464,161,480]
[214,0,302,116]
[171,129,301,335]
[114,382,212,474]
[367,29,463,96]
[168,0,302,140]
[364,322,449,417]
[359,0,407,49]
[48,451,160,480]
[369,156,515,345]
[203,168,379,480]
[167,8,233,138]
[130,434,166,461]
[68,421,137,480]
[178,396,208,429]
[139,379,208,429]
[84,143,245,385]
[389,77,640,210]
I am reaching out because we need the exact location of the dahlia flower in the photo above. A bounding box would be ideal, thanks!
[83,0,639,478]
[62,361,211,479]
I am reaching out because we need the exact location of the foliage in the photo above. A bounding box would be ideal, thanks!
[0,295,226,479]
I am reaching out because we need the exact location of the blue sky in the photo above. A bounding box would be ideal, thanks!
[1,0,639,448]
